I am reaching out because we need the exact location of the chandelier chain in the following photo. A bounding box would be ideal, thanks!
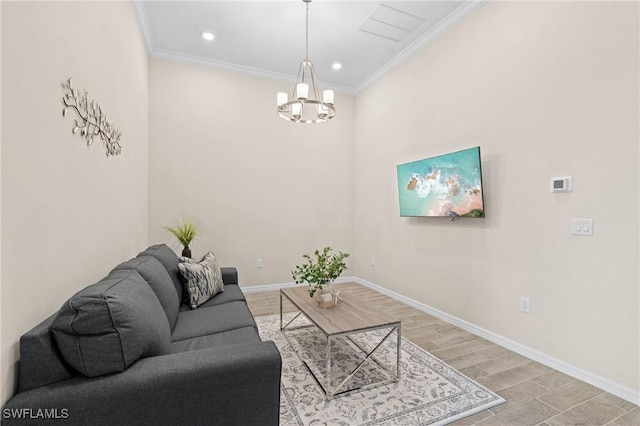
[305,0,309,60]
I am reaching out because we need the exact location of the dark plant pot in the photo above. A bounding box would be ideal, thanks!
[182,246,192,258]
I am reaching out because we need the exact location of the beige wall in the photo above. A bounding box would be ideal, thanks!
[0,0,637,408]
[148,59,355,286]
[0,3,3,404]
[354,1,639,395]
[0,0,3,408]
[1,1,149,403]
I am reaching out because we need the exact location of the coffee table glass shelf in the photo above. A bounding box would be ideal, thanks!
[280,286,401,399]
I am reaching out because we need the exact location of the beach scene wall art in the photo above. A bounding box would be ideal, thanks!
[396,147,485,218]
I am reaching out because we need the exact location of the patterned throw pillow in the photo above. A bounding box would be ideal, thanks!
[178,252,224,309]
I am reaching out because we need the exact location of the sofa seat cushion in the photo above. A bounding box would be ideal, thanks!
[178,284,245,311]
[169,326,260,353]
[51,270,172,377]
[171,301,257,342]
[137,244,183,302]
[113,256,180,331]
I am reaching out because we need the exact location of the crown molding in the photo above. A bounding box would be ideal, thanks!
[353,0,488,93]
[149,48,354,95]
[133,0,154,54]
[133,0,486,96]
[133,0,352,94]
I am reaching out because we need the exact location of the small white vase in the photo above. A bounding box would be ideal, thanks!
[320,293,333,302]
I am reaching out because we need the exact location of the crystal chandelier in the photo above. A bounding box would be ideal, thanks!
[277,0,335,123]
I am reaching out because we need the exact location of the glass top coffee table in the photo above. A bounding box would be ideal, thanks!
[280,286,401,399]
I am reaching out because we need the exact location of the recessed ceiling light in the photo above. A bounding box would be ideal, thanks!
[332,63,342,70]
[201,31,215,41]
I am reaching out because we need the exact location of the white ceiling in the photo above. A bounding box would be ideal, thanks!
[135,1,486,94]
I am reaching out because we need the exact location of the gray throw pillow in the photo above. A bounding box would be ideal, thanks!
[51,270,171,377]
[178,251,224,309]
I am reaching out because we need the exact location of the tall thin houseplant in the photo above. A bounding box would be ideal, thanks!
[164,218,199,258]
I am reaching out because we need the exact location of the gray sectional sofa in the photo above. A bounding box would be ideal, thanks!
[2,244,282,425]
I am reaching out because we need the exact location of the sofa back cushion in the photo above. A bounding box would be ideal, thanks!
[50,270,171,377]
[137,244,183,302]
[18,313,76,392]
[113,256,180,331]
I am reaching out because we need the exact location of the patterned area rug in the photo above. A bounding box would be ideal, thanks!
[256,314,505,426]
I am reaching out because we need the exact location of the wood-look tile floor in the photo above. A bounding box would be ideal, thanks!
[245,282,639,426]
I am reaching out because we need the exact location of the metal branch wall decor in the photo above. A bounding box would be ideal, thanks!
[61,78,122,157]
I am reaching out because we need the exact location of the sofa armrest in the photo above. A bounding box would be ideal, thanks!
[3,341,281,426]
[221,267,237,285]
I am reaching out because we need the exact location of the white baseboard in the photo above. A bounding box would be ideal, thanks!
[353,277,639,406]
[241,277,639,405]
[240,276,355,294]
[240,281,295,294]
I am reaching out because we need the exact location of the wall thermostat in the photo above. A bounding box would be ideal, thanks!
[550,176,572,192]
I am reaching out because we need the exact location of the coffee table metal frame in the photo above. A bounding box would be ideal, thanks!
[279,287,401,399]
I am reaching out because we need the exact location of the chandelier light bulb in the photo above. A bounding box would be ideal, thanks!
[291,103,302,120]
[322,90,334,105]
[277,92,288,109]
[318,104,328,119]
[296,83,309,100]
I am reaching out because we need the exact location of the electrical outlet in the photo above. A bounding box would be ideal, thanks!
[572,218,593,236]
[371,257,376,267]
[519,297,530,313]
[256,258,263,268]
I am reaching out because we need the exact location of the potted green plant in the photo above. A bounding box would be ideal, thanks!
[164,217,199,258]
[292,247,350,298]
